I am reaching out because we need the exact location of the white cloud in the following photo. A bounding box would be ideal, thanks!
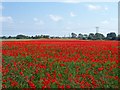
[33,17,44,25]
[104,7,108,10]
[87,4,108,11]
[33,17,38,22]
[87,4,100,10]
[49,14,63,22]
[101,20,109,24]
[0,16,13,23]
[70,12,76,17]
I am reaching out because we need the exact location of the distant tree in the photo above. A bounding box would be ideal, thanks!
[31,36,34,39]
[2,36,7,39]
[8,36,12,39]
[12,36,16,39]
[117,34,120,41]
[40,35,43,38]
[43,35,49,39]
[106,32,116,40]
[7,36,16,39]
[55,36,60,39]
[71,33,77,38]
[34,35,41,39]
[83,34,88,40]
[16,34,28,39]
[95,33,105,40]
[78,33,83,39]
[88,33,95,40]
[50,37,54,39]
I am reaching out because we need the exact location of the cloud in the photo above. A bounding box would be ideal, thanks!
[101,20,109,24]
[87,5,100,10]
[70,12,76,17]
[104,7,108,10]
[33,17,44,25]
[0,16,13,23]
[87,4,108,11]
[49,14,63,22]
[33,17,38,22]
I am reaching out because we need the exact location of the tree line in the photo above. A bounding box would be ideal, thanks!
[71,32,119,40]
[1,32,120,40]
[1,35,50,39]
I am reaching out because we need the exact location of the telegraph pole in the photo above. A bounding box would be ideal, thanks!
[96,27,99,33]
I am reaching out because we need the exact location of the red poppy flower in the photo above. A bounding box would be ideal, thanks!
[19,71,24,76]
[98,67,104,71]
[27,80,36,88]
[11,81,18,87]
[66,85,71,88]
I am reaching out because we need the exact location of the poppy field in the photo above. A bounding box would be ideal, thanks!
[2,40,120,88]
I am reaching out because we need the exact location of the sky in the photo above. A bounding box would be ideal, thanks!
[0,2,118,37]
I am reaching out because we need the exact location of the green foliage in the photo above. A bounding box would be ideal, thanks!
[2,55,14,64]
[25,56,33,62]
[2,55,119,88]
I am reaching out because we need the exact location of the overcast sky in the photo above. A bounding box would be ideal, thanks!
[1,2,118,37]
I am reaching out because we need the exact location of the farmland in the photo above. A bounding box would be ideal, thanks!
[2,40,120,88]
